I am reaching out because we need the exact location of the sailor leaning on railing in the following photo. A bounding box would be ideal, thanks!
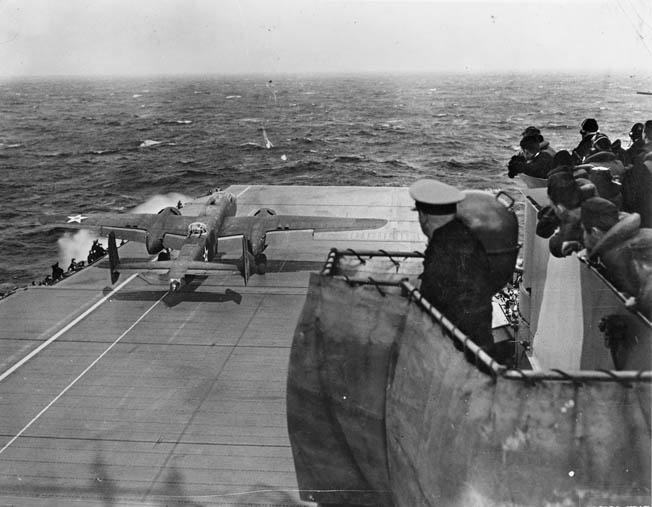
[532,164,651,319]
[507,119,652,320]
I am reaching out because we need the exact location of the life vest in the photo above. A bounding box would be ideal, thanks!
[456,191,520,293]
[588,212,641,260]
[584,150,616,164]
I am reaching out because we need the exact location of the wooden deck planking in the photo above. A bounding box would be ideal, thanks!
[0,185,420,506]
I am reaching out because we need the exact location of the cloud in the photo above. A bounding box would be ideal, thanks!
[0,0,650,76]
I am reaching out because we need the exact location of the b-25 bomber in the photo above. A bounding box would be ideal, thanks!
[40,189,387,291]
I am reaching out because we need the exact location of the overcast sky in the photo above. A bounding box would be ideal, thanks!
[1,0,651,77]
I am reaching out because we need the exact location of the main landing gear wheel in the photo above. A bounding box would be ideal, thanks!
[254,254,267,275]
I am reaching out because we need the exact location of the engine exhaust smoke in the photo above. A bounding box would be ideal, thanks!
[131,192,190,214]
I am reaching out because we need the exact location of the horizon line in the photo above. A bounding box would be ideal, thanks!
[2,69,652,81]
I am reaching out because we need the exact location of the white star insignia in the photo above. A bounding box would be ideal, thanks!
[67,214,88,223]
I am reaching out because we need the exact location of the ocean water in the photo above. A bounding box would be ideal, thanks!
[1,72,650,288]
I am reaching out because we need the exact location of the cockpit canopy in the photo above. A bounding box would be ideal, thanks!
[188,222,208,237]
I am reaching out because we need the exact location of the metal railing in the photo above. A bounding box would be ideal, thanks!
[321,248,652,384]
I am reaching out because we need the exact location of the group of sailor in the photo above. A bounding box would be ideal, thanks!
[509,119,652,319]
[408,119,651,366]
[507,118,652,181]
[32,240,107,287]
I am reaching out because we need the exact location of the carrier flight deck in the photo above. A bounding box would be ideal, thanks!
[0,185,423,507]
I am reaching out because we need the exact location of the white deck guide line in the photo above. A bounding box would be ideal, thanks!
[0,289,167,457]
[236,185,251,198]
[0,273,139,384]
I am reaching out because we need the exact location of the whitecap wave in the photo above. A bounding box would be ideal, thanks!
[239,142,265,150]
[139,140,162,148]
[262,127,273,149]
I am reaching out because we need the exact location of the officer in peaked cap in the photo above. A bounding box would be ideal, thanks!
[409,179,498,356]
[409,179,464,238]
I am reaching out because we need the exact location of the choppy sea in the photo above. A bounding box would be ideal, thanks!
[1,72,650,289]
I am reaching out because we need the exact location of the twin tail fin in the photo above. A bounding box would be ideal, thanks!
[108,231,120,284]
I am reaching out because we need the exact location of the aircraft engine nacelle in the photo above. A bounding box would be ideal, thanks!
[253,208,276,217]
[145,207,182,254]
[145,236,164,254]
[157,206,182,216]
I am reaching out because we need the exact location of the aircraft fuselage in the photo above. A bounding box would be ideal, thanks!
[197,192,238,262]
[168,192,237,289]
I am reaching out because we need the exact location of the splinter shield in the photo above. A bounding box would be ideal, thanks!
[286,273,403,506]
[387,296,651,506]
[287,249,651,507]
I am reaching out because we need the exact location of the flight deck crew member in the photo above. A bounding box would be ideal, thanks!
[410,179,494,349]
[51,262,64,282]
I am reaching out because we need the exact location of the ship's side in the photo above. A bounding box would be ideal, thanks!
[518,186,651,372]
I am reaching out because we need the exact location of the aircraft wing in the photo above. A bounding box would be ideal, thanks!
[39,213,197,245]
[219,215,387,237]
[161,234,192,251]
[112,260,238,274]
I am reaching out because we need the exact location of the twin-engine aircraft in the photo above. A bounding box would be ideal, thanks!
[40,189,387,291]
